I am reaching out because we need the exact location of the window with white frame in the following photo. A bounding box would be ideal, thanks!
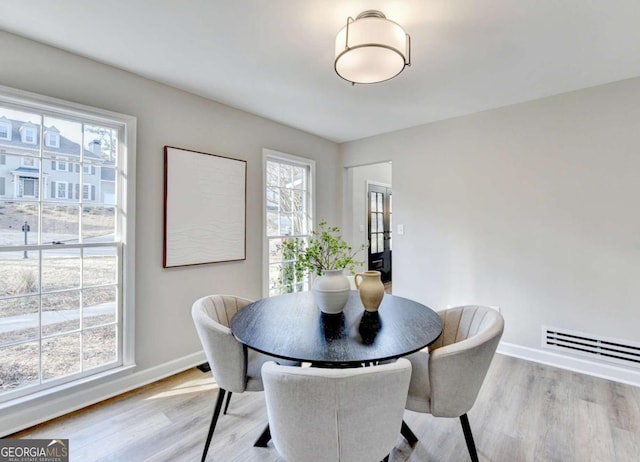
[264,150,314,296]
[21,126,37,144]
[45,131,60,148]
[0,122,10,140]
[51,180,70,199]
[51,158,70,171]
[0,86,136,405]
[82,183,96,201]
[0,154,6,165]
[0,177,5,195]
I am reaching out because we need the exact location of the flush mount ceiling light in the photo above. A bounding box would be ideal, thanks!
[334,10,411,85]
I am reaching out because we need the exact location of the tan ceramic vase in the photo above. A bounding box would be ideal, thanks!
[354,270,385,312]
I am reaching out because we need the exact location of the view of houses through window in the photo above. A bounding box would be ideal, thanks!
[0,95,126,402]
[265,154,313,296]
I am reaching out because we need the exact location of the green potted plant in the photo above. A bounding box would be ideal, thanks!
[279,220,365,314]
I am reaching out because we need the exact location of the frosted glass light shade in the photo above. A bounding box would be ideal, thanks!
[335,11,410,84]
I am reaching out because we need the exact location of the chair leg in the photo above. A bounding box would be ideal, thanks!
[254,424,271,447]
[400,420,419,447]
[459,414,479,462]
[223,391,233,415]
[201,388,226,462]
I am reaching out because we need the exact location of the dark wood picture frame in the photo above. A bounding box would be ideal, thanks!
[163,146,247,268]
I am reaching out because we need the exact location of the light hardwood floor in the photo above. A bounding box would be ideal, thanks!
[9,354,640,461]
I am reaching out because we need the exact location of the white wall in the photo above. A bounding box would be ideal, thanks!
[0,30,341,433]
[345,163,392,272]
[342,78,640,368]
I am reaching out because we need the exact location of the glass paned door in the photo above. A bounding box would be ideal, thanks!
[368,184,392,283]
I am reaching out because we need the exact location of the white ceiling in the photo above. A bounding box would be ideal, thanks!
[1,1,640,143]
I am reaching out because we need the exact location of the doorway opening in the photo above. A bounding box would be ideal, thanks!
[345,162,392,290]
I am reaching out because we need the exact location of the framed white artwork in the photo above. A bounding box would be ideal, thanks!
[163,146,246,267]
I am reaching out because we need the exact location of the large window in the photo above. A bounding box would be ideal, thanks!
[0,86,135,403]
[264,150,314,296]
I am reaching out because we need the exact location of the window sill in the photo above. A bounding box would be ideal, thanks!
[0,364,136,436]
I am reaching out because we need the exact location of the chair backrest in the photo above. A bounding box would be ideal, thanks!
[262,359,412,462]
[428,305,504,418]
[191,295,253,393]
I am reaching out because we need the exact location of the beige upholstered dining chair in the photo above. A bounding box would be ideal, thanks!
[405,305,504,462]
[261,359,412,462]
[191,295,290,462]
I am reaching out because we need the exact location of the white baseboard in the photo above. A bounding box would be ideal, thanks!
[1,351,207,437]
[497,341,640,388]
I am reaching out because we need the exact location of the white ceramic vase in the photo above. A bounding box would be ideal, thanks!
[312,269,350,314]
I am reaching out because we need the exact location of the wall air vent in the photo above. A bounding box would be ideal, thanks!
[543,326,640,368]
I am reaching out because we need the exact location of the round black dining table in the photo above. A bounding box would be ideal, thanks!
[230,290,443,448]
[231,290,443,366]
